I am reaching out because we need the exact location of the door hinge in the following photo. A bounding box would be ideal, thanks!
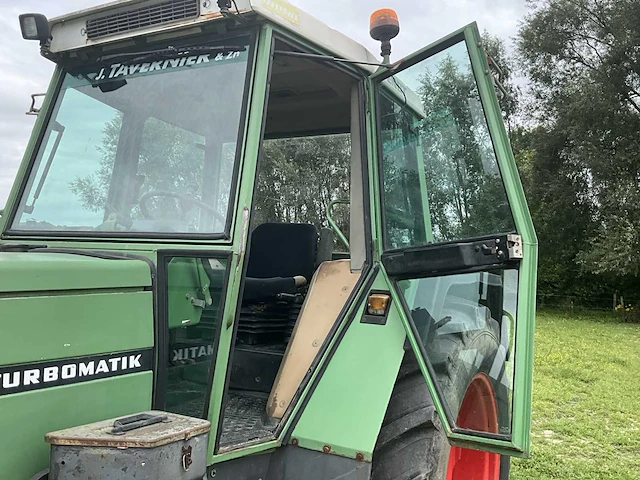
[506,234,523,260]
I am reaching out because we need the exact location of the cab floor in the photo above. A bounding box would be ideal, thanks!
[219,390,277,447]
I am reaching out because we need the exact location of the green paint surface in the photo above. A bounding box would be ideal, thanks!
[0,252,151,293]
[0,253,155,477]
[291,274,406,460]
[0,372,153,480]
[0,291,153,365]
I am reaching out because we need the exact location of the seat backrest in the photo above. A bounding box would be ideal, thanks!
[246,223,318,281]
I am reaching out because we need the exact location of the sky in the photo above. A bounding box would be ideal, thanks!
[0,0,529,207]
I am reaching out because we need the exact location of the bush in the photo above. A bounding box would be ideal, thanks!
[614,303,640,323]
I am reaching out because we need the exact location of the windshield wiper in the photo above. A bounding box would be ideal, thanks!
[97,45,246,64]
[24,120,65,215]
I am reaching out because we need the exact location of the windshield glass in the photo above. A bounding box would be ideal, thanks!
[11,38,252,235]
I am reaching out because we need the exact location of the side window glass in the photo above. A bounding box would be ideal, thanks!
[398,269,518,437]
[379,40,515,249]
[162,255,228,417]
[214,142,238,224]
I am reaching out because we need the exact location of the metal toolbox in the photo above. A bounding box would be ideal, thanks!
[46,411,210,480]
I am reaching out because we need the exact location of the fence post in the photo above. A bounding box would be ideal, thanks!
[614,293,617,310]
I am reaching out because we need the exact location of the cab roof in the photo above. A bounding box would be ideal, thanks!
[47,0,380,69]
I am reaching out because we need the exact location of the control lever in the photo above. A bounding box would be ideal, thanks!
[276,292,305,304]
[277,293,297,302]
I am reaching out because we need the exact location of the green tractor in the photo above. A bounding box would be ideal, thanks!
[0,1,537,479]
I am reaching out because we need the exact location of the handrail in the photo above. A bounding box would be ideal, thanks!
[326,199,350,250]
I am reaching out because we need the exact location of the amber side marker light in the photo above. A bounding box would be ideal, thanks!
[367,293,391,316]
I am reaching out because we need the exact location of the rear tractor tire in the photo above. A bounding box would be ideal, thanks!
[371,338,509,480]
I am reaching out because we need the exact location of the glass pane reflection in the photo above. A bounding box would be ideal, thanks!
[379,40,515,249]
[164,256,227,417]
[399,269,518,436]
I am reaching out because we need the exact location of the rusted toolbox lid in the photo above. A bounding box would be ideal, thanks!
[45,411,210,448]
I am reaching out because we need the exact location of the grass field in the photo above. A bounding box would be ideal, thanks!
[510,310,640,479]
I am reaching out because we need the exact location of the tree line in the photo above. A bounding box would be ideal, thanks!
[513,0,640,307]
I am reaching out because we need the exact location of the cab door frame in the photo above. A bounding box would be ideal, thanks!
[207,22,378,462]
[369,23,538,456]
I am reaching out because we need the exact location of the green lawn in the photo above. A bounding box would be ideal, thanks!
[511,310,640,479]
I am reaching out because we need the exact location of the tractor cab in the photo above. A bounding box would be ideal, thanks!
[0,2,537,479]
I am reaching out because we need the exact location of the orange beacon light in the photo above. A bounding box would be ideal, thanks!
[370,8,400,62]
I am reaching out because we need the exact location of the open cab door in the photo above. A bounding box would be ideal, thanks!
[371,23,537,457]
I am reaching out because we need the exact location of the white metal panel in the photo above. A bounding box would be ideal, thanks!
[46,0,380,71]
[49,0,236,53]
[249,0,379,70]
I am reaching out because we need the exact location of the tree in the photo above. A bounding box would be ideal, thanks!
[511,125,598,296]
[518,0,640,278]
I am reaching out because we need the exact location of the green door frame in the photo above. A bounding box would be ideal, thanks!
[210,22,380,464]
[203,23,276,464]
[368,23,538,457]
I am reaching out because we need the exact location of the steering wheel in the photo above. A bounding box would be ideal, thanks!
[139,191,225,223]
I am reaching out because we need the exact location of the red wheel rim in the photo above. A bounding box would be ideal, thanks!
[446,373,501,480]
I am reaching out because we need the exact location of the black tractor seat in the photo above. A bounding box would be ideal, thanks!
[238,222,319,345]
[242,222,318,302]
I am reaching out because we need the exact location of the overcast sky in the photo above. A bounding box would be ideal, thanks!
[0,0,528,207]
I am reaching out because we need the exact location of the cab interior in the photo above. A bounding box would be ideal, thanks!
[217,40,366,449]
